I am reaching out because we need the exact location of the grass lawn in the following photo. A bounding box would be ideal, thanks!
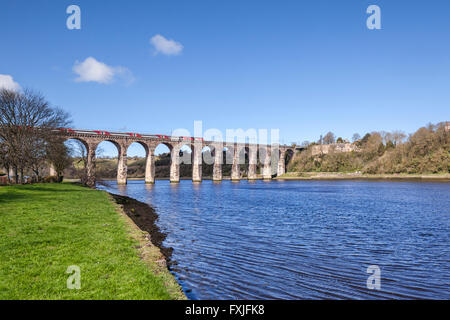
[0,183,184,299]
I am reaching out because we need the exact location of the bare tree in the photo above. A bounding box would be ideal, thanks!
[46,138,72,181]
[67,140,90,184]
[301,140,310,147]
[70,140,88,165]
[0,88,71,183]
[352,133,361,143]
[391,130,406,146]
[0,141,13,182]
[323,132,335,145]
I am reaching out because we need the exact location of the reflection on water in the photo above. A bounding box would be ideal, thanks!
[98,180,450,299]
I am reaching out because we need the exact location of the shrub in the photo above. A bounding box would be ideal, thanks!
[43,176,59,183]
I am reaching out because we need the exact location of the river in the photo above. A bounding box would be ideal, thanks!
[98,179,450,299]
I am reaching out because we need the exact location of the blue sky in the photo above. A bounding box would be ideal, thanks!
[1,0,449,156]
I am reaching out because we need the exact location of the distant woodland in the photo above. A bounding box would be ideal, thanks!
[288,122,449,174]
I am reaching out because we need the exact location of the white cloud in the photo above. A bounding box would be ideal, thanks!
[0,74,21,91]
[150,34,183,56]
[73,57,134,84]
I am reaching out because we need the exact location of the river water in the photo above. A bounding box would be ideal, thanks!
[98,180,450,299]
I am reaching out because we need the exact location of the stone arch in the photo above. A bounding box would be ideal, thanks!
[95,140,124,184]
[127,141,149,157]
[156,142,174,152]
[95,139,123,164]
[126,141,149,180]
[179,143,193,165]
[200,145,213,179]
[63,137,91,182]
[239,146,250,165]
[258,145,271,163]
[153,142,174,181]
[202,143,225,164]
[201,145,214,166]
[206,143,224,156]
[64,137,89,152]
[284,148,295,166]
[177,143,193,180]
[276,148,295,176]
[219,146,234,178]
[223,145,234,166]
[172,142,203,182]
[98,139,121,152]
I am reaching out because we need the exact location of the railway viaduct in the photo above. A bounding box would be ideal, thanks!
[58,130,295,187]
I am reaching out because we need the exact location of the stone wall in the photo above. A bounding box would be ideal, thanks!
[310,143,359,156]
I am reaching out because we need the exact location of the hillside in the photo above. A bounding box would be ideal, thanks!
[288,122,449,175]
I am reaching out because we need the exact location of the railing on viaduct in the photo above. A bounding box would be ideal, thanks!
[56,129,295,187]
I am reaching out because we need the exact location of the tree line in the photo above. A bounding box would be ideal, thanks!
[289,122,449,174]
[0,89,72,183]
[299,129,409,147]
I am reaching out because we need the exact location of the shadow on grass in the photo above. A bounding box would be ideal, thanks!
[19,186,86,193]
[0,191,27,204]
[0,183,89,204]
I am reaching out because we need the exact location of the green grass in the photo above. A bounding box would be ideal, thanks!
[0,183,182,299]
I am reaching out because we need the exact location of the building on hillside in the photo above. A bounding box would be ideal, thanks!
[445,121,450,132]
[310,143,359,156]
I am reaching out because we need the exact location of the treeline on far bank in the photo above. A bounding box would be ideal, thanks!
[287,122,449,174]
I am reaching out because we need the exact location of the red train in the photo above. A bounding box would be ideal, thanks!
[56,128,204,142]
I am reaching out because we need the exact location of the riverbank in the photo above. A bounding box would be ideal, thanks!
[276,172,450,181]
[109,193,174,267]
[0,183,185,299]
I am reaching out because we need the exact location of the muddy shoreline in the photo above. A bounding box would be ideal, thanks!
[109,193,174,266]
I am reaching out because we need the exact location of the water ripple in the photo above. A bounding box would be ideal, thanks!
[99,180,450,299]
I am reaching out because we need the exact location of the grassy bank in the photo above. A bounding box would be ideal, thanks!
[277,172,450,181]
[0,183,184,299]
